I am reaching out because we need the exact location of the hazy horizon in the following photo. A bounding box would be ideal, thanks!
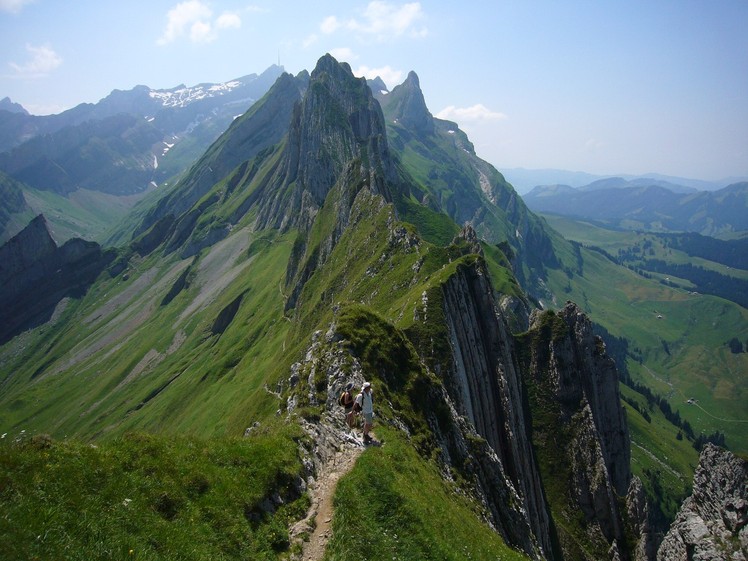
[1,0,746,182]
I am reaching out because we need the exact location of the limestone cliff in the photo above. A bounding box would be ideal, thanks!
[256,53,397,233]
[657,444,747,561]
[436,249,553,558]
[517,301,650,560]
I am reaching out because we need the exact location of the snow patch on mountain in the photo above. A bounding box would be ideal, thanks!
[149,79,243,108]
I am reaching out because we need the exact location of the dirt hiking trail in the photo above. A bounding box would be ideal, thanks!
[290,419,376,561]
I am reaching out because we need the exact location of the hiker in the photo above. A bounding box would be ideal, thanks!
[354,382,374,443]
[338,382,355,429]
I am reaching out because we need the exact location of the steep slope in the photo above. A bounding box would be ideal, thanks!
[132,70,309,244]
[0,113,163,196]
[374,70,557,300]
[0,214,114,344]
[0,55,652,560]
[0,169,34,244]
[0,66,284,244]
[657,444,747,560]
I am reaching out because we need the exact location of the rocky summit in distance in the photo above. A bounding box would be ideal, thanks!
[657,444,747,561]
[0,65,284,197]
[0,214,114,344]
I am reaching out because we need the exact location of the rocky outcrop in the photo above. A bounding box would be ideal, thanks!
[549,302,632,495]
[375,71,434,134]
[416,277,648,560]
[0,214,114,343]
[437,255,552,559]
[519,301,639,560]
[657,444,747,561]
[256,54,396,233]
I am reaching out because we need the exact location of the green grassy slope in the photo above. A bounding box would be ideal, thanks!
[539,215,748,453]
[328,427,528,561]
[0,179,534,559]
[0,427,307,561]
[621,384,699,523]
[0,224,297,439]
[17,186,149,243]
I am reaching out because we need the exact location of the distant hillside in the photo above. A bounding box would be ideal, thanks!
[0,65,283,243]
[523,179,748,236]
[502,168,741,194]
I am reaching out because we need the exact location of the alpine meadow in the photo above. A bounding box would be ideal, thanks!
[1,52,746,561]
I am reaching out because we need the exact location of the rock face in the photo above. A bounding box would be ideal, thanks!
[657,444,747,561]
[518,302,643,560]
[0,214,114,343]
[425,272,648,560]
[256,53,396,233]
[442,257,552,558]
[375,70,434,134]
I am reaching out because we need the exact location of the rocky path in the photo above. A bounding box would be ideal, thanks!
[290,421,368,561]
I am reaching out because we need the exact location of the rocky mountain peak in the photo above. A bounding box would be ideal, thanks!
[257,54,396,231]
[0,214,113,344]
[0,96,28,115]
[657,444,747,560]
[0,214,57,283]
[367,76,389,96]
[382,70,434,134]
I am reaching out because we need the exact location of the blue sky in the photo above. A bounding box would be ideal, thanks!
[1,0,746,181]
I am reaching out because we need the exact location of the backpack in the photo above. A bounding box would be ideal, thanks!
[339,390,353,408]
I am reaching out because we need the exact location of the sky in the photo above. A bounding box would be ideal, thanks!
[1,0,747,182]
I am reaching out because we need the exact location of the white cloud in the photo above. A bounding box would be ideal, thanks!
[320,15,341,34]
[0,0,34,13]
[189,19,213,43]
[354,65,403,89]
[9,43,62,77]
[436,104,507,122]
[216,12,241,29]
[329,47,357,62]
[157,1,241,45]
[319,2,427,43]
[347,1,427,40]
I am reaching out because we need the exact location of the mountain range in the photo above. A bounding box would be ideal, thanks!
[0,55,745,560]
[503,168,746,195]
[0,65,283,243]
[523,178,748,236]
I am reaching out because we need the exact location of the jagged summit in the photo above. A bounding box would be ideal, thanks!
[0,96,28,115]
[377,70,434,134]
[131,53,400,273]
[0,213,113,343]
[367,76,389,96]
[0,214,57,282]
[257,53,397,230]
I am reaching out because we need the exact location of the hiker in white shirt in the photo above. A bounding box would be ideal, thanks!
[355,382,374,443]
